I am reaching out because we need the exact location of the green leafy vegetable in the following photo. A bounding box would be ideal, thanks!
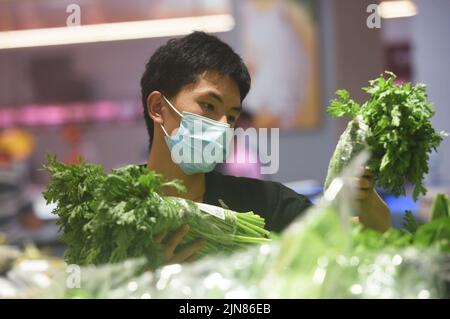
[325,71,446,200]
[353,194,450,253]
[43,155,270,268]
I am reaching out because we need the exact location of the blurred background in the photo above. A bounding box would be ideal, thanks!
[0,0,449,251]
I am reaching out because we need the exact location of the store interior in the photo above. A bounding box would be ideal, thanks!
[0,0,450,299]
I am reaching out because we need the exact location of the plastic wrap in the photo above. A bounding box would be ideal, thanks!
[171,198,270,258]
[324,117,368,191]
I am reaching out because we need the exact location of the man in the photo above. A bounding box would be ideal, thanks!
[140,32,391,265]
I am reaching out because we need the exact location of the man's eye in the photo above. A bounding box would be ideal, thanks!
[201,103,215,112]
[227,115,236,124]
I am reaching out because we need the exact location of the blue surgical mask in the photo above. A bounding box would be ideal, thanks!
[160,96,232,175]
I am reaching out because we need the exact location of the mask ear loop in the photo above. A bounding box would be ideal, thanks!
[162,95,183,117]
[160,123,170,137]
[160,95,183,137]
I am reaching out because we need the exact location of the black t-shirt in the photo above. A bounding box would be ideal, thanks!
[204,171,312,233]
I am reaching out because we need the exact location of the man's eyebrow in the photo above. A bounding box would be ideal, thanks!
[207,92,224,104]
[231,105,242,112]
[203,91,242,112]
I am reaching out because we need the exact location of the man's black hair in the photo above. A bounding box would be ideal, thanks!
[140,31,251,149]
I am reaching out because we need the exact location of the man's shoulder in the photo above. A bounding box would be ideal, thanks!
[207,170,276,189]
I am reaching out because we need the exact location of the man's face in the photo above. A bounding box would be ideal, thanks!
[161,71,242,136]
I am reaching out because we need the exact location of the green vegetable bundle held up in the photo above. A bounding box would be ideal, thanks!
[325,72,446,200]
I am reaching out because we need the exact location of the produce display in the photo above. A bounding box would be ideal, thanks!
[29,164,450,298]
[42,156,270,269]
[2,155,450,299]
[1,72,449,299]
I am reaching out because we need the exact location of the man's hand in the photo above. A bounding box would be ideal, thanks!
[154,224,205,265]
[353,168,391,232]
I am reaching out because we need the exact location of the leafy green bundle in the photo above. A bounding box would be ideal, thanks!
[325,72,446,200]
[43,156,270,268]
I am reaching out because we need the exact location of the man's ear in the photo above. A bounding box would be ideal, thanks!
[147,91,164,125]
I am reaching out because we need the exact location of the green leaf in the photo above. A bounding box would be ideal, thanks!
[430,193,450,221]
[403,210,419,234]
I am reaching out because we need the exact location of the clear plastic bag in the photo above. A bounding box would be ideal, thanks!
[324,117,368,191]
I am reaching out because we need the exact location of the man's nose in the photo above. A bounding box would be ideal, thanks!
[216,114,228,125]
